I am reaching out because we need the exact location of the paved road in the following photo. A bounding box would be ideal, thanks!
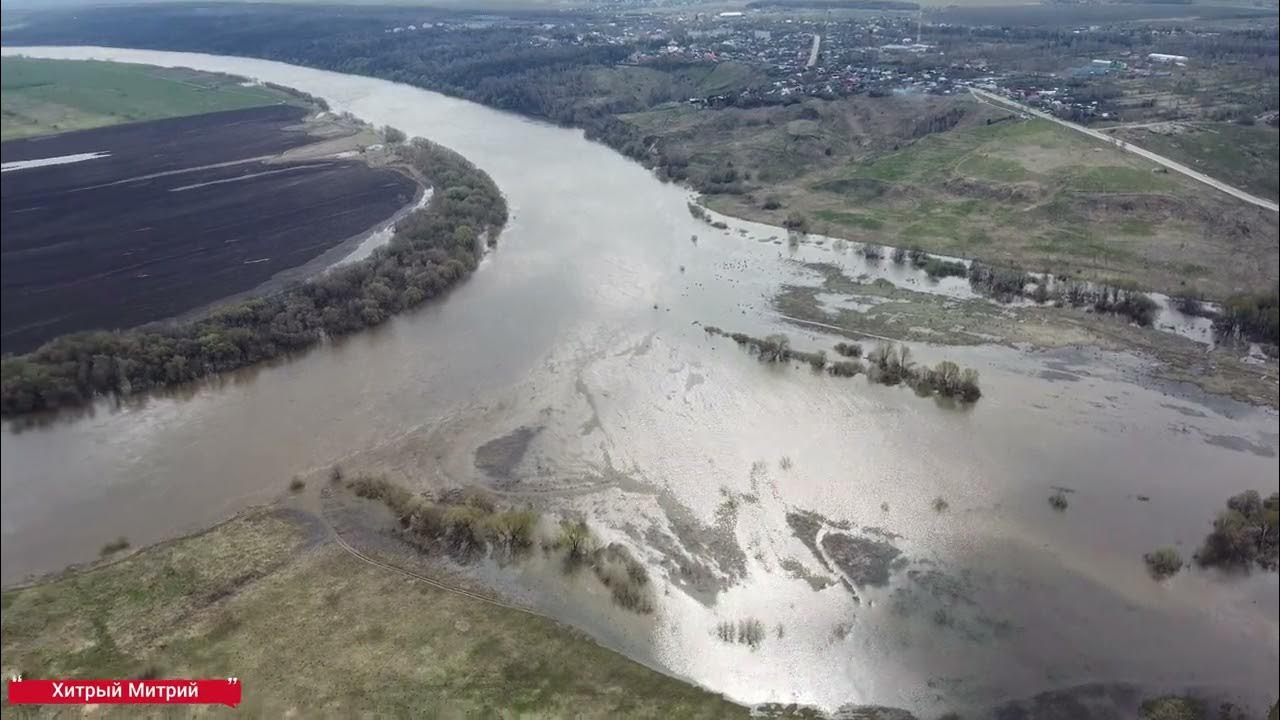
[807,34,821,68]
[968,87,1279,213]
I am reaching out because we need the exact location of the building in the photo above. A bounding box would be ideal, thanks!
[1148,53,1189,65]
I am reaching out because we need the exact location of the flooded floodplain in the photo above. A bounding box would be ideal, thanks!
[2,47,1277,716]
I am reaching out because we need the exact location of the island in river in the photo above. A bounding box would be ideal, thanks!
[0,47,1276,719]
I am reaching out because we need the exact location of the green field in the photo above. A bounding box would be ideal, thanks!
[1113,122,1280,202]
[0,507,753,718]
[689,100,1278,298]
[1,57,299,141]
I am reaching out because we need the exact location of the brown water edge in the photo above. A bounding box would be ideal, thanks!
[1,47,1277,716]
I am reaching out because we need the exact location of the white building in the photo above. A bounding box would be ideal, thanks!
[1148,53,1189,65]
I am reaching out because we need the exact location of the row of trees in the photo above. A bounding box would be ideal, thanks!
[966,261,1160,327]
[704,327,982,402]
[0,138,507,415]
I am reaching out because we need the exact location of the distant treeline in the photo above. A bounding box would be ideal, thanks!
[0,139,507,415]
[745,0,919,10]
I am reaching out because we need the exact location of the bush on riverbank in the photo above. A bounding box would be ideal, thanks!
[1,138,508,416]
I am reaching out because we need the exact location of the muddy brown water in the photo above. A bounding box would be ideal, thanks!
[2,47,1278,716]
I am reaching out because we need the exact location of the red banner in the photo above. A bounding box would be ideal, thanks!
[7,678,241,707]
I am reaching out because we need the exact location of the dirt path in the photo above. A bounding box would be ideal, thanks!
[968,87,1280,213]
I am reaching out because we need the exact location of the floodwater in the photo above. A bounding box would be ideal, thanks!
[2,47,1278,716]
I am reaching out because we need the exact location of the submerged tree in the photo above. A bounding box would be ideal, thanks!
[1197,490,1279,570]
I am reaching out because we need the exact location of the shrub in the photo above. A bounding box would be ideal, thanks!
[737,618,766,648]
[100,536,130,557]
[442,505,488,556]
[754,334,792,363]
[592,543,652,613]
[382,125,407,144]
[829,360,864,377]
[1214,285,1279,345]
[288,477,306,493]
[1144,547,1184,579]
[833,341,862,358]
[891,246,908,264]
[762,195,783,210]
[932,497,950,513]
[329,465,344,485]
[559,519,594,562]
[1197,490,1279,570]
[921,257,967,279]
[1173,290,1208,318]
[783,211,809,233]
[1049,491,1069,511]
[487,509,538,552]
[968,261,1031,302]
[1139,696,1204,720]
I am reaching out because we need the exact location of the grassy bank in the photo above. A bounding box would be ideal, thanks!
[1,57,302,141]
[640,95,1277,299]
[0,508,747,718]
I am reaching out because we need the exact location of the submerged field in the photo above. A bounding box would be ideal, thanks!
[0,57,297,141]
[629,95,1278,299]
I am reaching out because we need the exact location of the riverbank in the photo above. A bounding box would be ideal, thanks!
[0,499,754,717]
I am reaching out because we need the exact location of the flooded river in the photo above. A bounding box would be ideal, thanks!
[3,47,1278,716]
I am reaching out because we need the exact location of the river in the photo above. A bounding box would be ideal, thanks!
[2,47,1277,716]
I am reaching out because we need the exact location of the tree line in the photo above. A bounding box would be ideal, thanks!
[0,138,507,415]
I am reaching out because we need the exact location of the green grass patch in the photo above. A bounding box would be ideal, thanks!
[815,209,884,230]
[956,154,1031,182]
[1118,123,1279,201]
[1117,217,1155,236]
[1,57,298,141]
[1061,165,1176,194]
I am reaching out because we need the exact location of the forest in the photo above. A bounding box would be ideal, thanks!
[0,138,507,415]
